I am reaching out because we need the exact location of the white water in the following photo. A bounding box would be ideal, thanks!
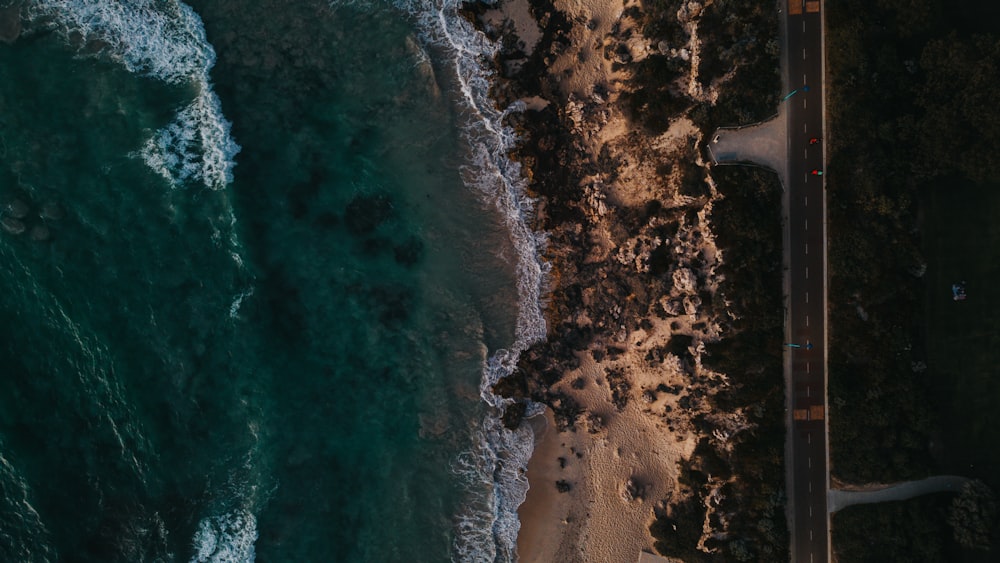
[26,0,549,557]
[395,0,550,560]
[0,445,56,561]
[190,509,258,563]
[140,86,241,190]
[23,0,240,190]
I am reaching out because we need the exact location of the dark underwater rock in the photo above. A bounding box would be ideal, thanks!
[0,6,20,44]
[29,224,50,241]
[345,193,394,235]
[1,216,24,234]
[393,236,424,268]
[40,202,64,221]
[5,198,29,219]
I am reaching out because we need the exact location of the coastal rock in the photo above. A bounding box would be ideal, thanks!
[0,5,20,44]
[1,216,25,235]
[29,224,51,242]
[344,192,394,235]
[4,198,29,219]
[404,35,441,101]
[40,202,64,221]
[501,401,527,430]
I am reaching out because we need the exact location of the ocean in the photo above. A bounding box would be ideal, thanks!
[0,0,546,561]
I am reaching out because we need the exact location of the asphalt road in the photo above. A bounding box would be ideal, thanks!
[785,2,829,562]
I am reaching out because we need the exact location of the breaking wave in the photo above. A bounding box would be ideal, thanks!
[376,0,550,560]
[23,0,240,189]
[140,86,241,189]
[190,509,258,563]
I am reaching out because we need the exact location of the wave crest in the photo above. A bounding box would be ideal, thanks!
[140,87,240,189]
[25,0,240,189]
[190,509,258,563]
[380,0,550,560]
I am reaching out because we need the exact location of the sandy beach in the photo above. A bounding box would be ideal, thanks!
[468,0,787,559]
[516,352,701,562]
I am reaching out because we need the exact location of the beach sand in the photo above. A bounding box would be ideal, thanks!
[516,338,710,562]
[480,0,746,560]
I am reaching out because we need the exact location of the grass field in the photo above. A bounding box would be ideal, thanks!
[923,181,1000,490]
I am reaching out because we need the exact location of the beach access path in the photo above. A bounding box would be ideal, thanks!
[705,109,788,180]
[828,476,971,513]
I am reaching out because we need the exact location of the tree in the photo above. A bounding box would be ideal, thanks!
[918,33,1000,183]
[947,479,998,551]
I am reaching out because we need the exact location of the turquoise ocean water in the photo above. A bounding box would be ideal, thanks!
[0,0,546,561]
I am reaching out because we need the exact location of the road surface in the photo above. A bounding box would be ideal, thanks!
[784,1,829,562]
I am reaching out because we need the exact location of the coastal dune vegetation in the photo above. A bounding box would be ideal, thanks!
[474,0,796,558]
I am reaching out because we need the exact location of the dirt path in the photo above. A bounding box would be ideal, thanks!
[828,475,969,513]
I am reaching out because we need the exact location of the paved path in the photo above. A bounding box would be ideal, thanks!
[829,476,970,513]
[783,1,829,561]
[707,109,788,182]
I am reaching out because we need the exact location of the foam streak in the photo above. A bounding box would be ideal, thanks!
[25,0,241,189]
[391,1,550,560]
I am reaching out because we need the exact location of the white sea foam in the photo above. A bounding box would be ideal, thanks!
[0,447,57,561]
[140,87,240,189]
[24,0,240,189]
[190,509,258,563]
[375,0,550,560]
[229,286,254,319]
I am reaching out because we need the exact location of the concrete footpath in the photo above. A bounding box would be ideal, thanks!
[828,475,970,513]
[706,108,788,186]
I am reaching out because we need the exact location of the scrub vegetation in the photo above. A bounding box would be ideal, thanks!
[626,1,789,560]
[827,0,1000,559]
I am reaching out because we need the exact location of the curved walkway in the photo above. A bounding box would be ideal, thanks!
[828,475,970,513]
[706,108,788,186]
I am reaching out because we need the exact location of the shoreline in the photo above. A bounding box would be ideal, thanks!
[516,408,574,562]
[473,0,730,557]
[469,0,788,559]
